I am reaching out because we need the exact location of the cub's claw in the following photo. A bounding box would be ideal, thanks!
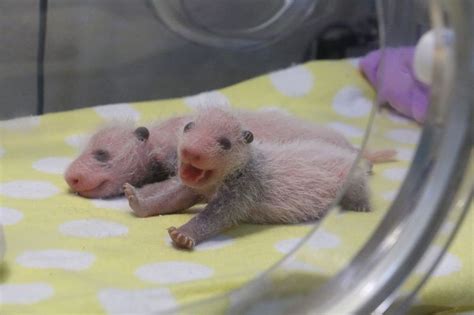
[168,227,195,249]
[123,183,148,217]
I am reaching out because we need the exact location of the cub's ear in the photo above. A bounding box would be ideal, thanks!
[242,130,254,144]
[183,121,195,133]
[134,126,150,142]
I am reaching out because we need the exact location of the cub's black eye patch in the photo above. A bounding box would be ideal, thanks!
[134,126,150,141]
[217,137,232,150]
[93,149,110,162]
[184,122,195,133]
[242,130,254,144]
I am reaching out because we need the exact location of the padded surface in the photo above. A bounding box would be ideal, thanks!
[0,59,472,314]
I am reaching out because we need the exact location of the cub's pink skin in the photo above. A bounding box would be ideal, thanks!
[64,116,188,198]
[164,107,371,249]
[236,108,354,149]
[123,179,201,218]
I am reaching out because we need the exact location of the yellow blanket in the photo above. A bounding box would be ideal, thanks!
[0,60,472,314]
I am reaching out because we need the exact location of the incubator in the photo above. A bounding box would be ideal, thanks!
[0,1,472,314]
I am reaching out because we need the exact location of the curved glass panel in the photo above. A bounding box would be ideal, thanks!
[152,0,316,49]
[165,1,473,314]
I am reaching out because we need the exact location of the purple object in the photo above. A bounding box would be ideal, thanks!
[360,47,430,123]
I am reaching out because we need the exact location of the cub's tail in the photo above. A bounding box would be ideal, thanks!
[363,149,398,164]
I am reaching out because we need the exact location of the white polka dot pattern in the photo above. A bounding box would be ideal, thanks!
[332,86,372,118]
[347,57,361,68]
[16,250,95,271]
[281,257,323,273]
[135,262,214,284]
[91,198,131,212]
[0,181,60,199]
[275,230,341,254]
[383,167,408,181]
[327,122,364,138]
[32,157,73,175]
[270,65,314,97]
[415,245,462,277]
[274,238,303,254]
[94,103,140,122]
[387,112,411,124]
[194,235,235,250]
[385,129,420,145]
[65,133,90,150]
[59,219,128,238]
[0,116,40,131]
[98,288,177,315]
[184,91,230,109]
[440,222,455,236]
[382,190,398,202]
[0,207,24,225]
[306,229,342,250]
[397,148,415,161]
[0,283,54,304]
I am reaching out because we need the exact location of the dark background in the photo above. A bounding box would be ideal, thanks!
[0,0,378,119]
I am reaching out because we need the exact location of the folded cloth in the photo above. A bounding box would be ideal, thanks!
[360,47,430,123]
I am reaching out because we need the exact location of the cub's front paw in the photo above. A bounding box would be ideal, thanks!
[168,227,195,249]
[123,183,148,218]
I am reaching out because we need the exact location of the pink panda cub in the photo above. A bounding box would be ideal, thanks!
[122,106,395,218]
[166,107,371,249]
[64,116,188,198]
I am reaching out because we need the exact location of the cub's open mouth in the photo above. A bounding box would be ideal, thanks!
[179,162,212,185]
[75,180,109,198]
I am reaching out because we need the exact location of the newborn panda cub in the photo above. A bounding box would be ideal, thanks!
[64,116,188,198]
[168,108,370,249]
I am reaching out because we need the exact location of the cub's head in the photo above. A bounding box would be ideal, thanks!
[177,107,254,190]
[64,124,154,198]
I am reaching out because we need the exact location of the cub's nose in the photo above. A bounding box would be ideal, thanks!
[65,173,84,191]
[180,148,201,163]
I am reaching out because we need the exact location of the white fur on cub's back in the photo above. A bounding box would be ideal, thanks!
[250,140,360,224]
[237,109,354,149]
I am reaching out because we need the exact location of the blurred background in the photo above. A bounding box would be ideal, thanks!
[0,0,386,119]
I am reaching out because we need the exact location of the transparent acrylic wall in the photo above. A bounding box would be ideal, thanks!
[162,1,473,314]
